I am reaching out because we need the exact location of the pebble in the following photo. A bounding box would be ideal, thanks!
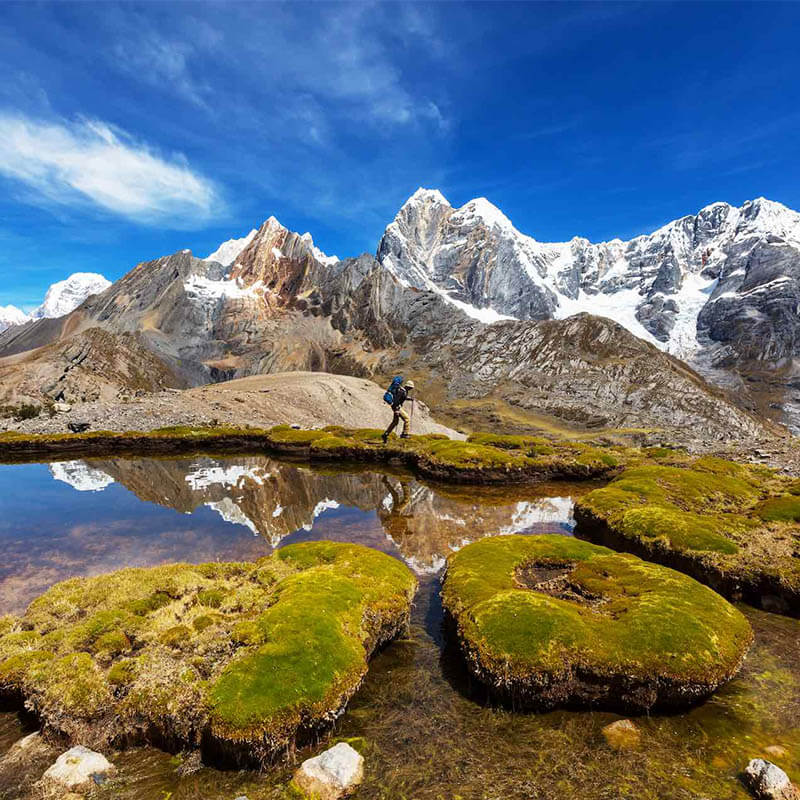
[744,758,799,800]
[41,745,115,790]
[291,742,364,800]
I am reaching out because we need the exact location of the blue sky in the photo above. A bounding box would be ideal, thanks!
[1,1,799,309]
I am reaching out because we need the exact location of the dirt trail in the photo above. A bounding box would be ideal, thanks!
[2,372,463,439]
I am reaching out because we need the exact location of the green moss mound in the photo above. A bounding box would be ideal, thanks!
[269,426,629,484]
[574,458,800,615]
[756,495,800,523]
[0,542,416,765]
[0,424,631,484]
[442,534,753,712]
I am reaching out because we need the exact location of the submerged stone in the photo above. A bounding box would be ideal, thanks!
[441,534,753,713]
[601,719,641,750]
[0,729,58,788]
[292,741,364,800]
[0,542,416,766]
[574,457,800,615]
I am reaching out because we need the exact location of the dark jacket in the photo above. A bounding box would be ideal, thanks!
[391,385,408,410]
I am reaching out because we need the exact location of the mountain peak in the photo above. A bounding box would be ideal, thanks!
[300,232,339,266]
[32,272,111,320]
[455,197,516,232]
[0,304,29,334]
[204,229,258,267]
[406,187,450,207]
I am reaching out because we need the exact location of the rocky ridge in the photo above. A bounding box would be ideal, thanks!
[378,189,800,428]
[0,210,785,448]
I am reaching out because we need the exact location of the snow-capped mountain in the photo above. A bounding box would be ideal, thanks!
[0,304,29,334]
[0,272,112,333]
[49,460,115,492]
[377,189,800,367]
[0,202,785,440]
[31,272,112,320]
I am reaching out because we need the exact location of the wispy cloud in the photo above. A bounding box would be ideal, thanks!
[0,113,220,226]
[113,32,210,109]
[103,4,449,133]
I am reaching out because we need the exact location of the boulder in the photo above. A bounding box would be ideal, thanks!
[601,719,641,750]
[41,745,115,790]
[67,421,91,433]
[292,742,364,800]
[53,402,72,413]
[744,759,799,800]
[441,534,753,712]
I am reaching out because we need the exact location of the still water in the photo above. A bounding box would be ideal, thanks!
[0,454,797,799]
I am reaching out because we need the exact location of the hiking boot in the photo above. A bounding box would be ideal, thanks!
[381,433,389,444]
[400,433,410,439]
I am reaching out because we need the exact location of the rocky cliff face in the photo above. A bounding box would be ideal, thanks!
[0,212,777,443]
[377,190,800,384]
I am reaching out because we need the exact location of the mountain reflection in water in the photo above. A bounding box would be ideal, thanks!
[0,455,592,614]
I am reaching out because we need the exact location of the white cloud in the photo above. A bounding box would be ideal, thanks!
[0,112,219,226]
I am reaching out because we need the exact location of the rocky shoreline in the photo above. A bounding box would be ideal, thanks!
[0,425,628,485]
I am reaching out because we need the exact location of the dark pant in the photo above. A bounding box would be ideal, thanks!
[385,406,410,437]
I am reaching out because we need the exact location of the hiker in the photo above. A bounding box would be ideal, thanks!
[382,377,415,443]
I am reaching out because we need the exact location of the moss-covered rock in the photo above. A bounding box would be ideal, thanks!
[441,534,753,713]
[0,542,416,766]
[574,458,800,615]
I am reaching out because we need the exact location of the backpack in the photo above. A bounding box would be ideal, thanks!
[383,375,403,405]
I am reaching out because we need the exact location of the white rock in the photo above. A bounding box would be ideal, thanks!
[42,746,115,790]
[53,402,72,413]
[744,758,798,800]
[292,742,364,800]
